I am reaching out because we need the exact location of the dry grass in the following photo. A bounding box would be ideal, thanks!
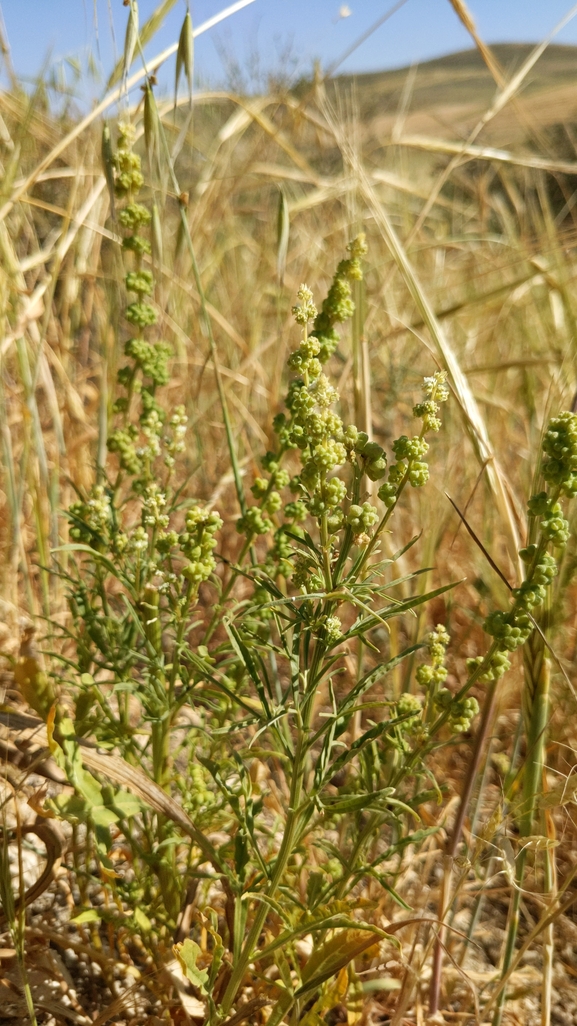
[2,11,577,1026]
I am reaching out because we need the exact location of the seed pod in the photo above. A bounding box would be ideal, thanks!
[123,0,139,85]
[101,122,116,218]
[276,186,289,287]
[143,81,161,176]
[175,8,194,103]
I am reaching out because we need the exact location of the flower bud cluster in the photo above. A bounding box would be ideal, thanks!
[378,372,449,507]
[434,689,479,732]
[179,507,223,586]
[396,692,423,735]
[119,202,151,231]
[415,623,478,733]
[124,338,171,388]
[292,284,317,326]
[69,485,112,549]
[346,502,378,536]
[483,608,532,652]
[466,650,511,683]
[166,406,187,457]
[113,123,144,194]
[310,614,342,646]
[142,483,169,529]
[416,624,450,690]
[185,763,216,813]
[474,413,576,683]
[237,241,372,560]
[526,493,569,547]
[107,425,142,476]
[104,124,176,486]
[237,239,448,596]
[309,234,368,362]
[542,411,577,495]
[351,432,388,482]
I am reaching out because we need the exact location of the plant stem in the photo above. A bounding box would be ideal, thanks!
[492,628,550,1026]
[429,673,500,1015]
[219,705,309,1018]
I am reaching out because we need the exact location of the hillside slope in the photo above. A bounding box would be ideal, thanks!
[329,43,577,145]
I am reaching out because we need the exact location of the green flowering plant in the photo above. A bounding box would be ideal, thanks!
[426,414,577,1023]
[194,239,469,1026]
[49,209,506,1018]
[51,122,226,925]
[236,236,449,595]
[445,413,577,708]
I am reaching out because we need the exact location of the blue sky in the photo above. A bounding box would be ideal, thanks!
[2,0,577,94]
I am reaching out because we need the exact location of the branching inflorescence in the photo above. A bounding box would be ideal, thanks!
[237,234,450,607]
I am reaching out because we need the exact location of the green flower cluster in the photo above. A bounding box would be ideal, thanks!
[309,613,343,646]
[68,120,223,584]
[526,493,569,547]
[113,123,144,194]
[466,649,511,683]
[236,238,450,594]
[69,485,112,549]
[105,122,174,483]
[416,624,450,690]
[107,424,142,476]
[184,762,216,814]
[119,202,151,232]
[309,234,367,362]
[180,507,223,586]
[542,411,577,495]
[415,624,478,733]
[396,692,423,735]
[470,413,577,686]
[124,338,171,387]
[377,372,449,508]
[237,240,386,562]
[481,413,577,656]
[349,431,388,482]
[434,688,479,733]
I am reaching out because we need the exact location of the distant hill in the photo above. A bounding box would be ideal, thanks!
[326,44,577,144]
[331,43,577,115]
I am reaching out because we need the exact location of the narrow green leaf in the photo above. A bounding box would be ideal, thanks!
[342,580,460,640]
[296,928,382,997]
[52,544,130,588]
[225,621,273,717]
[321,787,395,814]
[71,908,101,925]
[317,720,396,787]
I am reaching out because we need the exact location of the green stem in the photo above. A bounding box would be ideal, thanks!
[320,512,332,591]
[492,630,550,1026]
[219,709,310,1018]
